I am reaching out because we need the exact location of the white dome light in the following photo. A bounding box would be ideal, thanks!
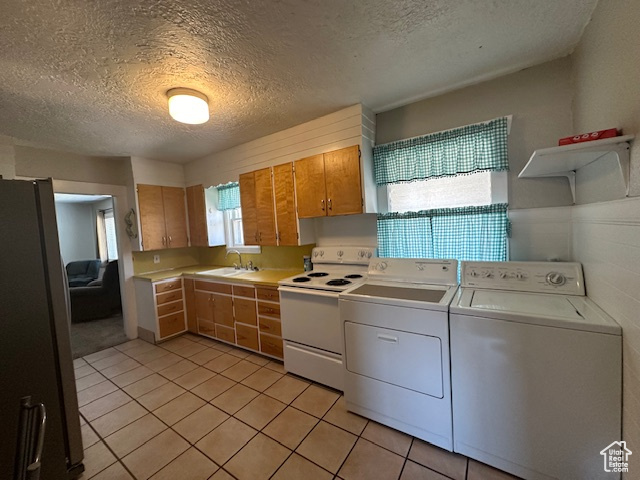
[167,88,209,125]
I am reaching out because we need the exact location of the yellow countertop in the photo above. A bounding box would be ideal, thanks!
[134,265,303,286]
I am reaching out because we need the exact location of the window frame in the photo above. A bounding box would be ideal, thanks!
[223,207,261,254]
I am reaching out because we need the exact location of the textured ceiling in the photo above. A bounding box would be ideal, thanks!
[0,0,597,163]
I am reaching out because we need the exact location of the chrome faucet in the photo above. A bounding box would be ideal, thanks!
[226,249,242,269]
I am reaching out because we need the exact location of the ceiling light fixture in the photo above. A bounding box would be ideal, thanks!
[167,88,209,125]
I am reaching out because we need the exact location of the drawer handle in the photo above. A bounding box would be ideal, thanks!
[377,334,398,343]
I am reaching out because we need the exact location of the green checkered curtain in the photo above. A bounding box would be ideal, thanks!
[377,204,509,263]
[216,182,240,211]
[373,117,509,186]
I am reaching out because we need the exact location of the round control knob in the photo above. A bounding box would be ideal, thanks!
[468,270,477,277]
[338,250,344,257]
[546,272,566,286]
[499,272,508,279]
[482,271,493,278]
[376,261,388,271]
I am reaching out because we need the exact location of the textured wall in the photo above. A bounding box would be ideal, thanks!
[376,58,575,210]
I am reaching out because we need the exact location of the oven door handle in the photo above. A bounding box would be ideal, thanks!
[278,286,339,298]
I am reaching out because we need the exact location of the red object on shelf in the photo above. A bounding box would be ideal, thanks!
[558,128,619,146]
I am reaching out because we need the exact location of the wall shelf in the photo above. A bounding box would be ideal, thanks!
[519,135,634,203]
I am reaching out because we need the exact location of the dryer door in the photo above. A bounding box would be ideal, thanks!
[344,321,443,398]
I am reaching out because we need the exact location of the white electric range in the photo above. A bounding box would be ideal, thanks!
[278,246,375,390]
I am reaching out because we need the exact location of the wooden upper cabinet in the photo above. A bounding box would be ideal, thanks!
[138,184,189,250]
[273,163,298,245]
[324,145,362,216]
[294,154,327,218]
[239,172,258,245]
[162,186,188,248]
[137,184,166,250]
[254,168,277,246]
[186,184,208,247]
[294,146,362,218]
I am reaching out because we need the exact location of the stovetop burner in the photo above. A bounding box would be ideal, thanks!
[344,274,363,279]
[292,277,311,282]
[326,279,352,286]
[308,272,329,277]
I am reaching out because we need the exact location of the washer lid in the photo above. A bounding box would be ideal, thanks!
[470,291,582,320]
[452,289,621,335]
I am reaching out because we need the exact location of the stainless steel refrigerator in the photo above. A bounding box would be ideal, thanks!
[0,179,84,479]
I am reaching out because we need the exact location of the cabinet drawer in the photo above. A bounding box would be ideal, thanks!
[234,297,257,325]
[258,316,282,336]
[260,333,283,359]
[256,287,279,302]
[233,285,255,298]
[195,281,232,295]
[157,289,183,305]
[197,319,216,338]
[258,302,280,319]
[236,324,259,351]
[155,280,182,294]
[216,324,235,343]
[158,311,185,339]
[157,300,183,317]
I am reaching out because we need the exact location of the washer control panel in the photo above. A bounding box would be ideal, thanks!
[461,261,584,295]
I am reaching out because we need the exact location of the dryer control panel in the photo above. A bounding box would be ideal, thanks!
[461,261,585,295]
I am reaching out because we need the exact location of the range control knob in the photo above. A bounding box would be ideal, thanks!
[376,261,388,271]
[499,272,508,279]
[367,251,372,258]
[546,272,566,286]
[468,270,478,277]
[482,271,493,278]
[337,250,344,257]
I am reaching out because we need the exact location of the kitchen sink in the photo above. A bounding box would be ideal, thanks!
[197,267,248,277]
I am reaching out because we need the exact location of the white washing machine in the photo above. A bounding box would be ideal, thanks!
[450,261,622,480]
[339,258,458,451]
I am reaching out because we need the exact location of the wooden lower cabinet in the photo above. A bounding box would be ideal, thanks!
[189,278,284,359]
[183,278,197,333]
[216,324,235,343]
[134,277,187,343]
[236,323,259,351]
[260,333,283,358]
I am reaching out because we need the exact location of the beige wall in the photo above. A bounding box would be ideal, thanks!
[572,0,640,204]
[569,0,640,476]
[376,57,575,209]
[14,144,130,186]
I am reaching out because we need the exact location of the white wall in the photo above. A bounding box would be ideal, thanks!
[569,1,640,475]
[55,202,97,265]
[508,207,572,262]
[0,135,15,179]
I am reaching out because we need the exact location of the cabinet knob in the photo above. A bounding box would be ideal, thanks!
[162,236,166,245]
[321,199,325,211]
[328,198,332,210]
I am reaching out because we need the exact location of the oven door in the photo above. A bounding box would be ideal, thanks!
[278,286,341,354]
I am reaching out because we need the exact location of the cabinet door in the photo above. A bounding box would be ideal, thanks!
[273,163,298,246]
[254,167,277,246]
[137,184,166,251]
[186,185,208,247]
[162,186,189,248]
[294,154,327,218]
[324,145,363,216]
[236,324,259,351]
[239,172,258,245]
[194,290,213,323]
[212,293,234,328]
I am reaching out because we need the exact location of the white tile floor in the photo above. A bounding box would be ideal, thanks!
[75,334,519,480]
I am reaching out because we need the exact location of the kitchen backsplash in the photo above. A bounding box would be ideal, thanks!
[132,244,315,274]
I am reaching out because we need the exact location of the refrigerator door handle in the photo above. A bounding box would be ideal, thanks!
[27,402,46,480]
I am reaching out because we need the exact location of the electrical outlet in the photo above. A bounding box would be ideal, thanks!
[153,254,160,264]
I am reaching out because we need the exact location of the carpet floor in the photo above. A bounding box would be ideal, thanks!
[70,313,129,359]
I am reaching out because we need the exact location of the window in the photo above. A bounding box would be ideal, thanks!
[216,182,260,254]
[104,210,118,260]
[375,117,510,266]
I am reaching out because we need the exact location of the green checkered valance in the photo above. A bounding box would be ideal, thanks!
[377,204,509,263]
[373,117,509,186]
[216,182,240,211]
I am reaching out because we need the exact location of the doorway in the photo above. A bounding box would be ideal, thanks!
[54,193,128,357]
